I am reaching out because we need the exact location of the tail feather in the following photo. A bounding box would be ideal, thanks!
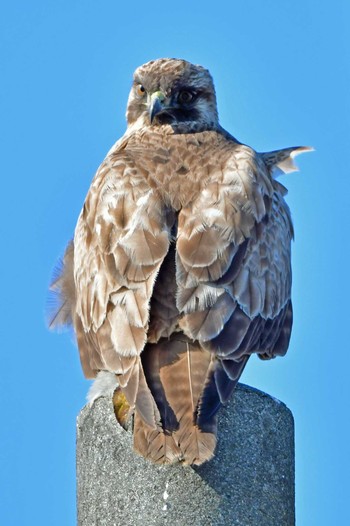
[159,339,216,465]
[133,412,182,464]
[130,336,224,465]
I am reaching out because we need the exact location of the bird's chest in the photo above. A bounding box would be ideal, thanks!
[134,133,222,210]
[149,156,205,210]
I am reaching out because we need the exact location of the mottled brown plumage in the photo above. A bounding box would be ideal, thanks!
[48,58,311,465]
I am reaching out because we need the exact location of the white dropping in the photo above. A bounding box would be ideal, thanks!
[162,482,169,511]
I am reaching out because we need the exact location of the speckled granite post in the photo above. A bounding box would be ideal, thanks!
[76,384,295,526]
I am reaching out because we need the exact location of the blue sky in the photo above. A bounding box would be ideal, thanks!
[1,1,349,524]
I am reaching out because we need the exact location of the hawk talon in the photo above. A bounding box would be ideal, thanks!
[112,388,132,430]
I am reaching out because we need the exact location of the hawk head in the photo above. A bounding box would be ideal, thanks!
[126,58,219,132]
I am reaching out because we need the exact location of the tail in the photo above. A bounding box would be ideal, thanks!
[125,335,248,466]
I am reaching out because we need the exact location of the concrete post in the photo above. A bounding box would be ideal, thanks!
[77,383,295,526]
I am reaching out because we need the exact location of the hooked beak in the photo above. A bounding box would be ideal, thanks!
[149,91,166,123]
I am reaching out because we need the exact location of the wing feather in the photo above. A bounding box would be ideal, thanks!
[177,145,293,361]
[47,241,75,330]
[74,147,172,377]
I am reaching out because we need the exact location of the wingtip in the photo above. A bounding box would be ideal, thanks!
[290,146,315,157]
[262,145,314,177]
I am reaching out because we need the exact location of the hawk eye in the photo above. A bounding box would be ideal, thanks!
[136,84,146,96]
[178,90,196,104]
